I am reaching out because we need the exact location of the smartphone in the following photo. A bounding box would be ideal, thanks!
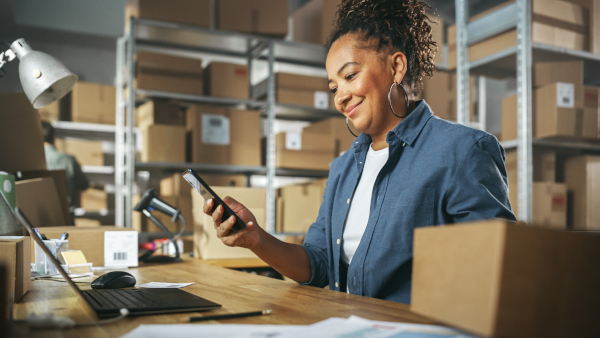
[182,169,247,232]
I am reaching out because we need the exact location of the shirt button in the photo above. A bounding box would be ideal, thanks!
[403,142,406,147]
[347,198,350,204]
[335,282,339,288]
[337,239,340,244]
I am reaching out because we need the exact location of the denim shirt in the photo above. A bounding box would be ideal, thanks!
[301,100,516,304]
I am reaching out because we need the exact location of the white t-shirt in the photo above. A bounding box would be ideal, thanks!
[341,144,389,267]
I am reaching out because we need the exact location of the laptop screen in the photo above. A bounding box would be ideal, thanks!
[12,205,92,309]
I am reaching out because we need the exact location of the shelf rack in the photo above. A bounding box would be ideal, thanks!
[115,18,339,231]
[455,0,600,223]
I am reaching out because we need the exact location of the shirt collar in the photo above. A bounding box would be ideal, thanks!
[353,100,433,147]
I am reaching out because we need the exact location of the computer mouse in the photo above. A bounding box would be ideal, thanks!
[91,271,136,289]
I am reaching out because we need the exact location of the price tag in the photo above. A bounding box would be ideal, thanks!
[314,91,329,109]
[202,114,230,145]
[104,231,138,267]
[285,132,302,150]
[556,83,575,108]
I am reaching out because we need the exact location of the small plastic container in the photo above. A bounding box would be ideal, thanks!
[34,239,68,275]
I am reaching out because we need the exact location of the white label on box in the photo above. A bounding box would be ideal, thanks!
[314,91,329,109]
[556,83,575,108]
[202,114,230,145]
[104,231,138,267]
[285,132,302,150]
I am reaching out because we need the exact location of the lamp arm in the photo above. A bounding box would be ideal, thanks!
[0,48,16,70]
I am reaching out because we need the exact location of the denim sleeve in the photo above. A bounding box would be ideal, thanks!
[299,162,339,288]
[446,134,517,223]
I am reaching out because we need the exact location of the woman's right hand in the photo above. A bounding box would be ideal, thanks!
[202,197,262,249]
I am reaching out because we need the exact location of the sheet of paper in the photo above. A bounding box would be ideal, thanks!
[136,282,194,289]
[119,324,303,338]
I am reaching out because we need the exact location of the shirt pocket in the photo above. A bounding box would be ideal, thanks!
[379,188,436,253]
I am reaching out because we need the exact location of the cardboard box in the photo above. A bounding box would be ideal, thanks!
[80,188,108,211]
[217,0,288,37]
[125,0,212,31]
[0,93,47,173]
[74,218,101,227]
[292,0,340,44]
[421,71,476,121]
[204,62,249,99]
[447,0,590,69]
[532,182,568,229]
[411,220,600,338]
[562,0,600,54]
[37,100,60,122]
[16,170,72,225]
[303,117,356,157]
[533,150,557,182]
[141,125,186,163]
[266,132,335,170]
[501,94,517,141]
[0,237,30,303]
[70,82,116,125]
[55,139,104,166]
[187,105,261,166]
[276,179,326,233]
[136,100,185,131]
[256,72,333,109]
[15,177,67,228]
[564,155,600,230]
[34,226,138,267]
[191,187,265,259]
[533,60,584,87]
[136,51,203,95]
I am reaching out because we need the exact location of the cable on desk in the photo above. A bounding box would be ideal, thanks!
[173,213,187,240]
[26,308,130,329]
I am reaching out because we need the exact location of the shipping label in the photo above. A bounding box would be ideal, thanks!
[556,83,575,108]
[104,231,138,267]
[285,132,302,150]
[202,114,230,145]
[314,91,330,109]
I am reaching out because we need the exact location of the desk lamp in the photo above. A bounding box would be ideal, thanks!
[134,189,185,263]
[0,39,77,236]
[0,38,77,108]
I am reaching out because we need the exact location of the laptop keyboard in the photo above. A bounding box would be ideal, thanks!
[84,289,171,309]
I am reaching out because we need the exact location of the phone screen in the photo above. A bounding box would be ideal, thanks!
[182,169,247,232]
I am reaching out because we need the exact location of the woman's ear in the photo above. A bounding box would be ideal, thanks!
[391,52,407,84]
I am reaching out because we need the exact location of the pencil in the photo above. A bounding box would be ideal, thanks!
[188,309,272,322]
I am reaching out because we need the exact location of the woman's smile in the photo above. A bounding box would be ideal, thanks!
[345,100,363,118]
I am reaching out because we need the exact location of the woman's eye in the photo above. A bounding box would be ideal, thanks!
[345,73,355,80]
[330,87,337,94]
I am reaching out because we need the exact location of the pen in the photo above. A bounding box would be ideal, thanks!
[187,309,272,322]
[52,232,69,258]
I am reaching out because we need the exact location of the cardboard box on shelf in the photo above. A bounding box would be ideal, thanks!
[136,51,203,95]
[562,0,600,54]
[533,150,557,182]
[141,125,186,163]
[255,72,332,109]
[191,187,265,259]
[292,0,340,44]
[500,94,517,141]
[37,100,60,122]
[70,82,116,125]
[303,117,356,157]
[411,219,600,338]
[0,237,30,303]
[32,226,138,267]
[204,62,249,99]
[0,93,47,173]
[15,177,67,228]
[276,179,326,233]
[74,218,102,227]
[217,0,288,37]
[80,188,108,211]
[266,132,335,171]
[16,170,72,225]
[564,155,600,230]
[533,60,584,87]
[532,182,568,229]
[54,139,104,167]
[447,0,590,69]
[187,105,261,166]
[125,0,212,31]
[135,100,185,131]
[421,71,476,121]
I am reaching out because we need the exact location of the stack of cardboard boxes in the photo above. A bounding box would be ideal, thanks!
[255,72,335,110]
[421,71,477,121]
[137,100,187,163]
[276,179,327,233]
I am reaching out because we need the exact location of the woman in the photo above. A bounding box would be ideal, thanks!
[203,0,516,304]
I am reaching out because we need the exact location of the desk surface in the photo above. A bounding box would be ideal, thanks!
[13,260,435,338]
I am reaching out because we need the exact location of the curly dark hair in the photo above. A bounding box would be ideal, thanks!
[326,0,437,95]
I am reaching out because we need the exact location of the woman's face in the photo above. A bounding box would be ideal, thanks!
[326,34,402,137]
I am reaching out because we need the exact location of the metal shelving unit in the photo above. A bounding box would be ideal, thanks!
[455,0,600,223]
[115,17,339,232]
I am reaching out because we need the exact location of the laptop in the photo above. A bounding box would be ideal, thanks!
[12,204,221,318]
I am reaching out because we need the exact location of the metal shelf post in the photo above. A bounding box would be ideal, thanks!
[455,0,470,126]
[115,36,127,227]
[265,41,277,233]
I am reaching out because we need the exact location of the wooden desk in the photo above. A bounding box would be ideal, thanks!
[13,260,435,338]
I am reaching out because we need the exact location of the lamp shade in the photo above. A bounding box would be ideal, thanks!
[11,39,77,109]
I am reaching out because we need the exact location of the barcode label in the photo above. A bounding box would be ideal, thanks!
[113,252,127,260]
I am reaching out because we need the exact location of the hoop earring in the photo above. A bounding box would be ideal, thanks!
[346,117,358,137]
[388,82,410,118]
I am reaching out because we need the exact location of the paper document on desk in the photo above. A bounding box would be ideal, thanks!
[120,324,303,338]
[276,316,475,338]
[136,282,194,288]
